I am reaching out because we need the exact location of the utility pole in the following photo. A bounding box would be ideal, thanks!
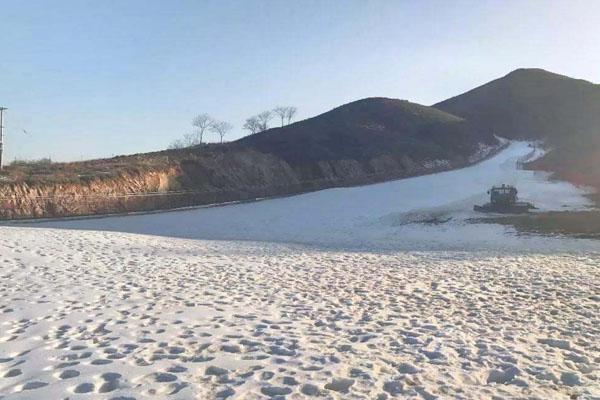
[0,107,6,171]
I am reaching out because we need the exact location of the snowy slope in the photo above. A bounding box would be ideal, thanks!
[2,143,599,400]
[1,228,599,399]
[32,141,595,251]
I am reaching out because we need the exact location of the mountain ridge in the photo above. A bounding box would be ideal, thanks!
[239,97,495,169]
[434,68,600,141]
[434,67,600,190]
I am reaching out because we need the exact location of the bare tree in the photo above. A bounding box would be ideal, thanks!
[211,121,233,144]
[243,116,261,135]
[285,106,297,125]
[256,111,273,132]
[272,106,297,127]
[169,132,200,149]
[191,113,215,144]
[243,110,275,135]
[168,138,185,149]
[273,106,287,127]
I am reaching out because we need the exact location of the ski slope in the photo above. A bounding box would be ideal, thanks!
[34,141,595,251]
[2,142,599,399]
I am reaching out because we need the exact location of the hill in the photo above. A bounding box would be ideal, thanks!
[239,98,496,170]
[240,98,494,163]
[0,98,500,219]
[434,68,600,189]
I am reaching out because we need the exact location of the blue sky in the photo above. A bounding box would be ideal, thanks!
[2,0,599,161]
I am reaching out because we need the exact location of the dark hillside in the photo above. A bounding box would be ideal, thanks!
[239,98,497,177]
[435,68,600,141]
[434,69,600,192]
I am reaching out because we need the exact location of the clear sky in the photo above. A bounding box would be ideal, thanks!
[2,0,599,161]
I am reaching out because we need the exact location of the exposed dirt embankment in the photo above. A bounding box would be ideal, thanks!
[0,142,502,220]
[0,168,180,219]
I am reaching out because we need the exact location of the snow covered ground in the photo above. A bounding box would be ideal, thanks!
[31,141,596,252]
[1,142,599,399]
[0,229,599,399]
